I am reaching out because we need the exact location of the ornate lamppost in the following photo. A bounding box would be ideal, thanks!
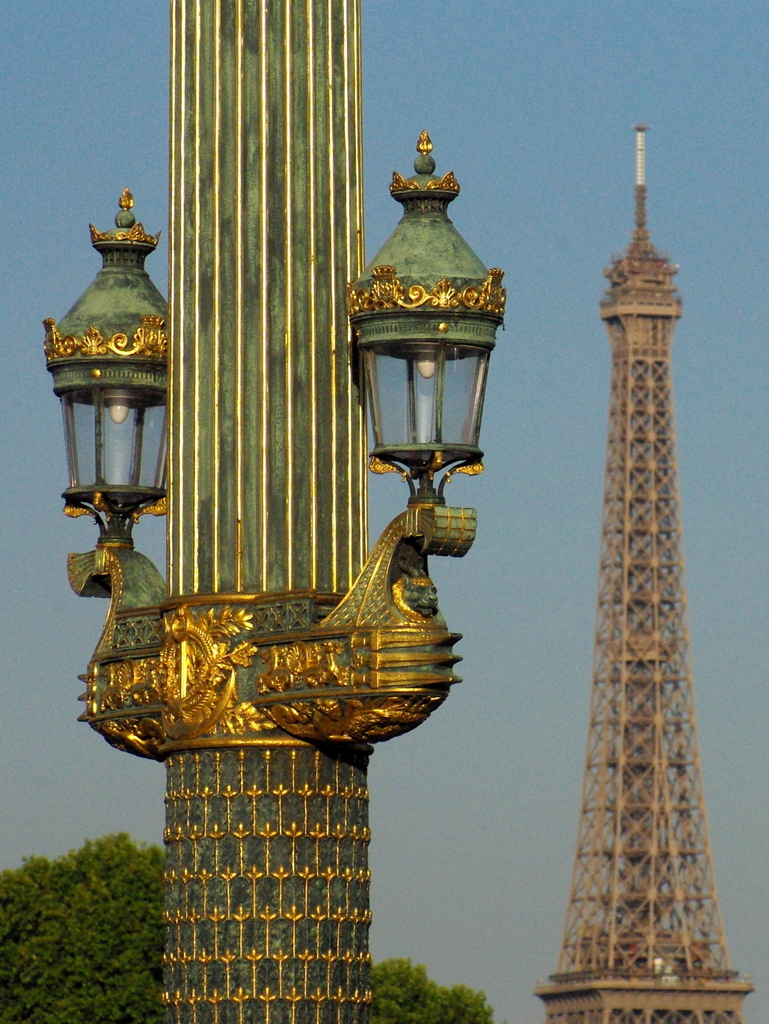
[45,6,504,1020]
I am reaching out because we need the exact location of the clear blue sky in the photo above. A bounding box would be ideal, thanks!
[0,3,767,1023]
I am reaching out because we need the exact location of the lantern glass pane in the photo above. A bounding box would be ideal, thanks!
[102,389,166,489]
[440,347,488,447]
[367,346,439,446]
[61,391,97,487]
[147,403,168,489]
[60,386,166,497]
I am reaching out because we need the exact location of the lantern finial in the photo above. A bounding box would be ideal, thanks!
[115,189,137,230]
[414,130,436,175]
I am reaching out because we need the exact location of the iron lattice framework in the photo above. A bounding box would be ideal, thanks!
[535,130,751,1024]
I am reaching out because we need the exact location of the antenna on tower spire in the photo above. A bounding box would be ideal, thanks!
[633,123,649,231]
[634,123,648,185]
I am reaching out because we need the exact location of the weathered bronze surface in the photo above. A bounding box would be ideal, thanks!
[167,0,367,600]
[164,747,370,1024]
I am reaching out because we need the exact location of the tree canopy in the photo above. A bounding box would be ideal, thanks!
[0,833,164,1024]
[370,958,497,1024]
[0,836,497,1024]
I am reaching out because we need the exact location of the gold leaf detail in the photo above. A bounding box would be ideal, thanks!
[89,222,159,246]
[44,315,167,361]
[417,130,433,156]
[258,640,352,695]
[264,692,445,745]
[94,715,164,759]
[389,171,420,193]
[368,456,408,481]
[428,277,458,308]
[219,700,275,735]
[347,269,506,317]
[132,496,167,523]
[160,606,261,740]
[100,657,164,711]
[426,170,460,193]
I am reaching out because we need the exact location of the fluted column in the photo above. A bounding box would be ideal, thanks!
[168,0,366,599]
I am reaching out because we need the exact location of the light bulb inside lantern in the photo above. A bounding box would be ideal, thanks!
[106,395,131,424]
[416,357,435,379]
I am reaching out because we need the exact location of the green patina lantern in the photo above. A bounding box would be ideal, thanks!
[348,131,506,502]
[44,189,167,544]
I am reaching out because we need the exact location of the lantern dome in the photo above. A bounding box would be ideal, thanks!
[352,130,491,294]
[45,188,166,356]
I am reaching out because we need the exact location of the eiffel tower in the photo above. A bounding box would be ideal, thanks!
[535,127,752,1024]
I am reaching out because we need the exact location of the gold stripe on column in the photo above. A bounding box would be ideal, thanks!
[258,0,269,594]
[168,0,179,594]
[192,0,202,594]
[343,0,357,590]
[234,0,244,593]
[326,0,339,593]
[307,0,318,592]
[212,0,222,591]
[284,6,294,591]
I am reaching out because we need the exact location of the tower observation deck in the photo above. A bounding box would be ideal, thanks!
[534,127,752,1024]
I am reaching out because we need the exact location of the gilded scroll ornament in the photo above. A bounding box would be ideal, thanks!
[94,715,165,759]
[452,461,484,478]
[44,315,167,361]
[369,456,409,482]
[265,692,445,744]
[132,496,167,522]
[439,461,485,493]
[64,503,98,521]
[346,267,506,316]
[160,605,269,740]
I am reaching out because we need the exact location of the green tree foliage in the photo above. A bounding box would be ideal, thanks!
[0,833,164,1024]
[370,958,497,1024]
